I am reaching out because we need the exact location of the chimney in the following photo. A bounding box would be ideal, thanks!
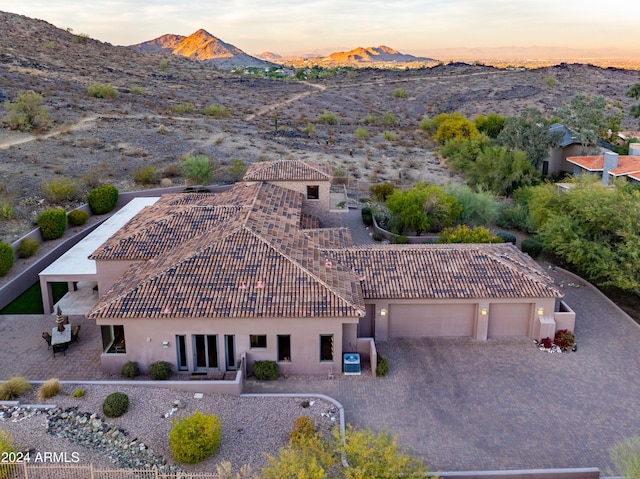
[602,151,618,186]
[629,143,640,156]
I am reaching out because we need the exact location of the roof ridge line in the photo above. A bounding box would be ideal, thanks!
[242,226,365,316]
[301,159,332,179]
[486,249,562,296]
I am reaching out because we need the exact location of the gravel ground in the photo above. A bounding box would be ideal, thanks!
[0,383,337,474]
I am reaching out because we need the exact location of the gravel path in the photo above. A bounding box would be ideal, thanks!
[0,384,337,474]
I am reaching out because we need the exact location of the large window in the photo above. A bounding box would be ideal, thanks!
[101,325,125,354]
[193,334,219,370]
[306,185,319,200]
[250,334,267,349]
[176,335,188,371]
[320,335,334,361]
[277,334,291,362]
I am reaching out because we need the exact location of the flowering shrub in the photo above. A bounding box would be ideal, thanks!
[554,329,575,349]
[540,337,553,349]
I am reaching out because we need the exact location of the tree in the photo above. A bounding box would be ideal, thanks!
[496,108,562,169]
[182,154,212,185]
[433,113,478,144]
[465,147,539,197]
[554,94,623,147]
[474,113,505,138]
[627,83,640,126]
[3,90,52,132]
[386,183,460,234]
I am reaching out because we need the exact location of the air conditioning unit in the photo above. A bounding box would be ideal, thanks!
[343,353,361,375]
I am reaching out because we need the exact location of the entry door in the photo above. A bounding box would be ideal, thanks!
[224,334,236,371]
[192,334,219,371]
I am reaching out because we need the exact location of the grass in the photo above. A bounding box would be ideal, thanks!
[0,282,68,314]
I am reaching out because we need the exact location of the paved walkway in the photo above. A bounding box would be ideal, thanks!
[2,205,639,473]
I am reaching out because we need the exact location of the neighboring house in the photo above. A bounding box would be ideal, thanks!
[77,160,572,377]
[566,148,640,186]
[545,123,585,177]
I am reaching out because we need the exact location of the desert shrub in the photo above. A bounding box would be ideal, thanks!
[130,85,144,94]
[496,203,531,231]
[102,392,129,418]
[37,208,67,240]
[316,111,338,125]
[133,165,158,185]
[354,127,370,140]
[172,102,195,114]
[4,90,52,132]
[382,131,396,141]
[253,360,279,380]
[87,83,118,99]
[372,232,384,241]
[369,182,396,202]
[121,361,140,378]
[0,198,16,220]
[554,329,575,349]
[73,388,85,398]
[438,225,502,244]
[41,176,79,203]
[169,411,222,464]
[0,376,31,400]
[0,242,14,276]
[37,378,61,400]
[303,122,316,136]
[521,238,543,258]
[395,235,409,244]
[149,361,172,380]
[446,184,499,226]
[378,112,399,127]
[87,185,118,214]
[496,231,517,245]
[361,207,373,226]
[182,154,212,185]
[0,430,16,478]
[392,88,408,98]
[376,355,389,376]
[362,114,378,125]
[71,32,90,43]
[418,117,434,131]
[202,105,230,117]
[289,416,317,447]
[229,159,247,182]
[17,237,39,259]
[163,163,182,178]
[68,209,88,226]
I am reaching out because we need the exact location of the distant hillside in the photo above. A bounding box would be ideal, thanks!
[278,45,438,68]
[130,29,273,69]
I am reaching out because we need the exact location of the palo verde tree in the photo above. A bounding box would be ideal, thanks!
[627,83,640,126]
[554,94,623,147]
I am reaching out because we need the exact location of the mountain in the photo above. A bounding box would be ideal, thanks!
[130,29,273,69]
[277,45,438,68]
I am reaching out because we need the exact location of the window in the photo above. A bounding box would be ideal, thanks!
[320,335,334,361]
[250,334,267,349]
[277,334,291,362]
[101,325,125,353]
[306,185,319,200]
[176,335,188,371]
[193,334,219,370]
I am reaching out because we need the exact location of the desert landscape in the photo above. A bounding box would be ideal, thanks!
[2,10,640,246]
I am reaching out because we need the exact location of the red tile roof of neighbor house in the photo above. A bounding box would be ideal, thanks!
[565,155,640,176]
[323,244,562,300]
[243,159,333,182]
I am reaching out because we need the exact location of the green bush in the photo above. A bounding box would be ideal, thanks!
[382,131,396,141]
[149,361,172,380]
[378,112,399,127]
[37,208,67,240]
[130,86,144,95]
[3,90,52,132]
[169,411,222,464]
[102,392,129,418]
[172,102,195,114]
[395,235,409,244]
[392,88,408,98]
[496,203,531,231]
[361,207,373,226]
[0,430,16,479]
[121,361,140,378]
[370,182,396,202]
[73,388,85,398]
[0,242,14,276]
[182,155,212,185]
[202,105,230,117]
[496,231,517,245]
[87,185,118,215]
[316,111,338,125]
[0,198,17,220]
[446,184,498,226]
[289,416,317,447]
[68,209,88,226]
[253,360,279,380]
[41,177,79,203]
[376,355,389,376]
[438,225,501,244]
[133,165,158,185]
[17,237,39,258]
[0,376,31,400]
[37,378,61,400]
[372,232,384,241]
[354,127,370,140]
[87,83,118,99]
[521,239,543,258]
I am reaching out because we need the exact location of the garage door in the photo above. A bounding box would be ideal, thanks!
[388,304,475,338]
[487,303,532,338]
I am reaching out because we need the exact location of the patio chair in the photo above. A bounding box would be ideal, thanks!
[52,342,68,358]
[71,324,81,343]
[42,332,52,349]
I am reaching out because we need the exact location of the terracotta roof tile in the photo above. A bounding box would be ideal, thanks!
[565,156,603,171]
[322,244,562,300]
[244,159,333,182]
[609,156,640,176]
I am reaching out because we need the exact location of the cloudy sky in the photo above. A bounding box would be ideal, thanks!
[1,1,638,56]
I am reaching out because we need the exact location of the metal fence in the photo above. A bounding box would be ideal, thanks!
[0,463,220,479]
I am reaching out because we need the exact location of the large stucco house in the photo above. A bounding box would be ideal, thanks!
[77,160,572,376]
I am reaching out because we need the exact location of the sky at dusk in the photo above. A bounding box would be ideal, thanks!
[1,0,638,56]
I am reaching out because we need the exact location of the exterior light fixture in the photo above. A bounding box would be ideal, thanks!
[537,307,544,315]
[480,308,488,316]
[162,340,170,348]
[380,308,387,316]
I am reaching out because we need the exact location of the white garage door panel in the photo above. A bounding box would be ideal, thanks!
[389,304,475,337]
[488,303,532,337]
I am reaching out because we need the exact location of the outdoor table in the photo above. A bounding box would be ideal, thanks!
[51,324,71,346]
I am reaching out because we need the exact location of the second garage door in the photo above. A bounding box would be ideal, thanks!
[487,303,532,338]
[388,304,475,338]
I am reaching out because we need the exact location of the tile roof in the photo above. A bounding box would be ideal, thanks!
[609,156,640,176]
[322,244,562,300]
[565,156,603,171]
[244,159,333,182]
[565,155,640,176]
